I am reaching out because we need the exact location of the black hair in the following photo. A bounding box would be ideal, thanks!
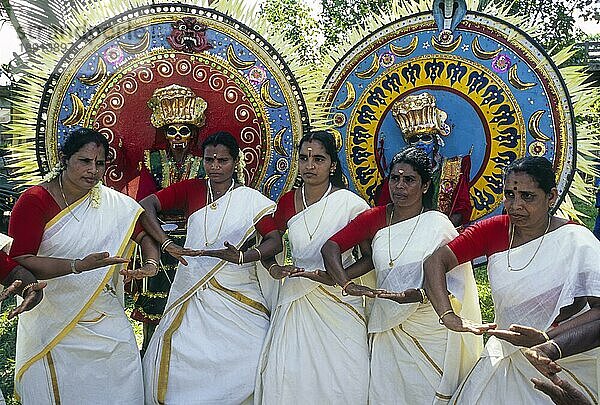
[389,146,434,208]
[61,128,110,164]
[201,131,241,182]
[201,131,240,159]
[297,130,345,188]
[504,156,556,194]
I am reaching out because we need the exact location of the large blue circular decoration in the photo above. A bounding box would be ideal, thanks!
[324,11,575,220]
[35,3,309,200]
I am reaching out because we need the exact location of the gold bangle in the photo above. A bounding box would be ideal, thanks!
[548,340,563,359]
[418,288,429,304]
[144,259,160,275]
[70,259,81,274]
[160,239,173,253]
[238,250,244,265]
[438,309,454,324]
[268,263,278,275]
[21,282,37,297]
[253,247,262,261]
[540,330,550,342]
[341,280,354,296]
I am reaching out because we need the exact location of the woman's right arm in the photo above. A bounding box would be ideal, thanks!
[139,195,169,247]
[13,253,128,280]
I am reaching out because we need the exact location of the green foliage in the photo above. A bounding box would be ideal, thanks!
[474,263,495,324]
[0,297,17,404]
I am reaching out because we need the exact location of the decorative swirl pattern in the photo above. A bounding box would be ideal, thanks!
[121,76,138,94]
[156,60,174,77]
[235,104,252,123]
[176,59,192,76]
[240,125,259,143]
[136,66,154,83]
[106,92,125,110]
[209,74,225,91]
[193,64,208,82]
[224,86,240,104]
[96,110,117,128]
[105,162,124,182]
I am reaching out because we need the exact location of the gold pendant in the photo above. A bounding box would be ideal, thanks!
[210,202,217,210]
[389,260,394,268]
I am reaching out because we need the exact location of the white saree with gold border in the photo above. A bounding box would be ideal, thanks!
[368,210,482,404]
[14,185,144,405]
[452,223,600,404]
[254,189,370,405]
[142,186,276,405]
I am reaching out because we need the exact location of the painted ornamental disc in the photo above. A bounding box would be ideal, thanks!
[36,4,308,199]
[323,11,575,220]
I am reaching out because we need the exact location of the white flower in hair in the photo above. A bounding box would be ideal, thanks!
[43,162,65,182]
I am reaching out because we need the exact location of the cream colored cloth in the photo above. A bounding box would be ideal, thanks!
[14,185,143,404]
[143,186,276,404]
[255,189,370,405]
[368,211,482,404]
[452,223,600,404]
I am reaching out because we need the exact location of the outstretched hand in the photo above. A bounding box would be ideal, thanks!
[442,313,497,335]
[486,324,548,348]
[523,346,562,378]
[198,241,241,264]
[120,263,159,283]
[377,288,422,304]
[1,265,47,319]
[268,264,304,280]
[79,252,129,272]
[344,282,380,298]
[164,243,204,266]
[531,375,593,405]
[288,269,336,286]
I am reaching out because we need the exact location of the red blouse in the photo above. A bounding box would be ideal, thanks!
[9,186,61,258]
[329,206,388,252]
[155,179,276,236]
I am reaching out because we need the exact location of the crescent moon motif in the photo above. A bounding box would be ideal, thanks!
[79,57,107,86]
[390,37,418,57]
[528,110,551,142]
[337,81,356,110]
[273,127,288,156]
[508,64,537,90]
[260,80,284,108]
[471,36,502,60]
[262,174,282,195]
[227,44,256,70]
[432,34,462,53]
[62,93,85,126]
[118,31,150,54]
[355,54,380,79]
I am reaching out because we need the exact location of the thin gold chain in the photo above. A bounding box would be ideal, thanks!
[301,182,332,240]
[203,180,234,247]
[507,215,551,272]
[58,174,80,222]
[387,206,424,268]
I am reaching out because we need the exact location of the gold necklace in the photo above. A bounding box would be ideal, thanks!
[387,206,423,268]
[207,178,233,210]
[301,182,332,240]
[203,180,234,246]
[507,215,551,272]
[58,175,80,222]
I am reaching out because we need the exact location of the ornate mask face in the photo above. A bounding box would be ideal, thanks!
[406,133,437,157]
[166,124,192,150]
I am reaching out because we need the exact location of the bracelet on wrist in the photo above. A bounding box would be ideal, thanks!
[144,259,160,275]
[160,238,174,253]
[341,280,354,296]
[21,282,37,297]
[548,340,563,359]
[438,309,454,325]
[238,250,244,266]
[70,259,81,274]
[253,247,262,261]
[268,263,278,275]
[540,330,550,342]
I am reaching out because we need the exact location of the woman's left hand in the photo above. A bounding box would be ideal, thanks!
[198,241,241,264]
[522,346,562,378]
[120,263,159,283]
[377,288,422,304]
[288,269,336,286]
[486,324,549,347]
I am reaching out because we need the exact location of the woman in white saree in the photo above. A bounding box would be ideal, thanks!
[254,130,372,405]
[9,128,158,404]
[424,156,600,404]
[323,147,482,404]
[140,131,280,404]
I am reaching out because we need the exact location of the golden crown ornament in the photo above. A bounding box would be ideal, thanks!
[147,84,208,129]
